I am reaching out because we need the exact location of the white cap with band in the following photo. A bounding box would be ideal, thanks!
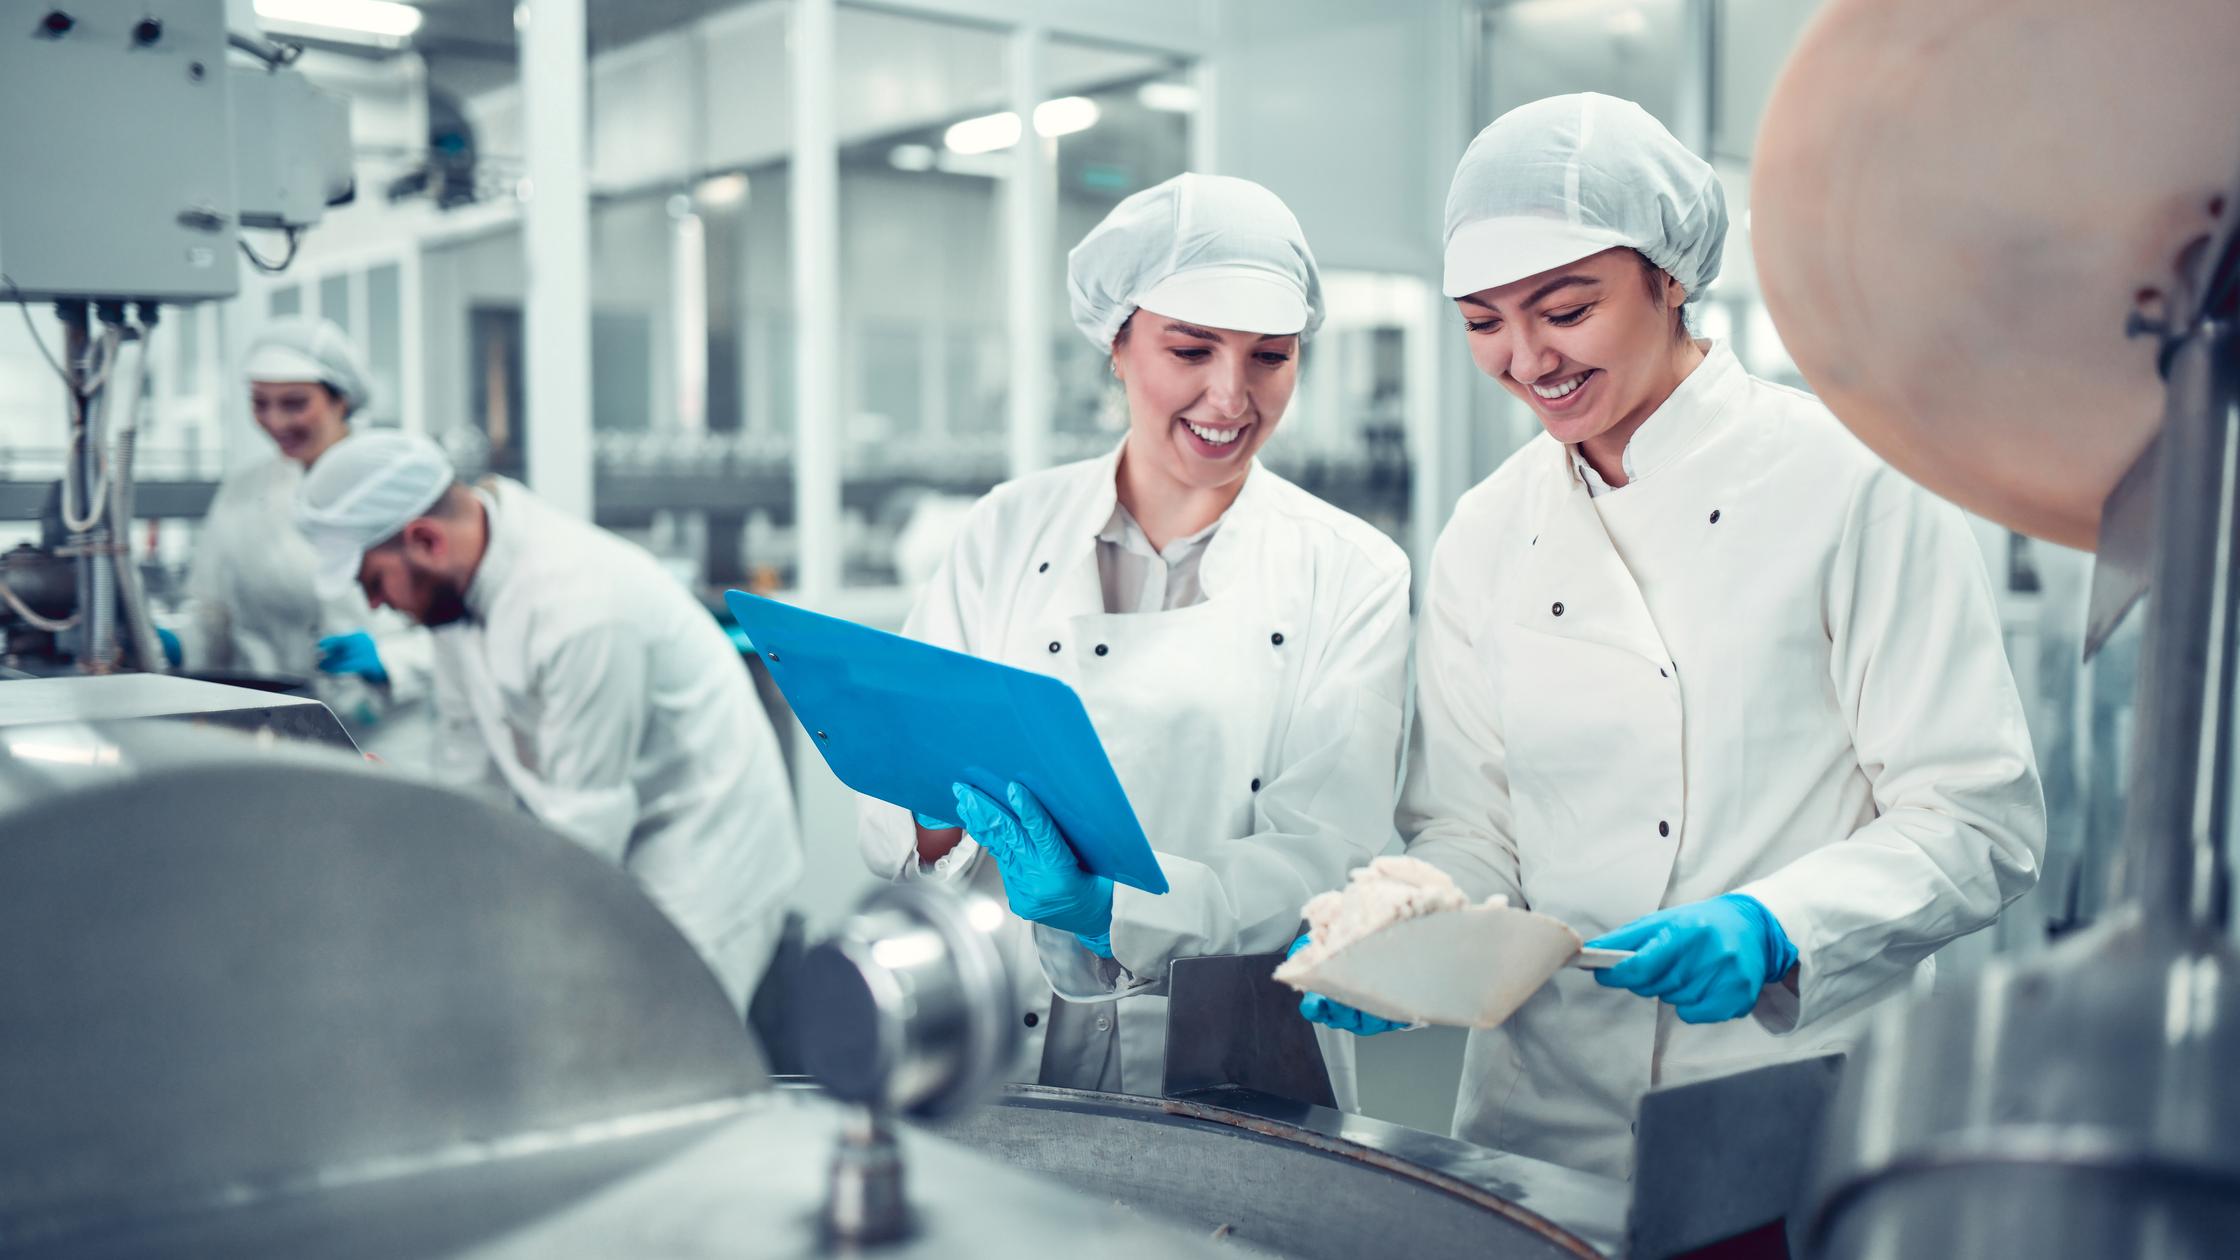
[245,317,374,412]
[1068,172,1324,351]
[295,431,456,598]
[1442,92,1726,303]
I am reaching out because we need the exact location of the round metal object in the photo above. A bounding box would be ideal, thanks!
[1803,914,2240,1260]
[1751,0,2240,548]
[795,883,1020,1118]
[0,721,762,1251]
[925,1085,1620,1259]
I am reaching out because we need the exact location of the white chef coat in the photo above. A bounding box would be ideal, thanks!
[428,478,804,1011]
[859,445,1412,1105]
[176,452,432,751]
[1402,342,2045,1179]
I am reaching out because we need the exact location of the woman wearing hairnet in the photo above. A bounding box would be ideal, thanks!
[859,173,1412,1106]
[1297,94,2047,1179]
[163,317,431,743]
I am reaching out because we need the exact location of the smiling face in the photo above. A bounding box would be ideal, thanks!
[250,381,351,466]
[1112,312,1300,497]
[1456,247,1696,454]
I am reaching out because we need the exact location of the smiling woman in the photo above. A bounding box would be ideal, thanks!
[857,171,1414,1116]
[1452,246,1702,484]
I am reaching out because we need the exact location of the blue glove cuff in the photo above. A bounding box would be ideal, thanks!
[1076,930,1114,959]
[1722,894,1799,980]
[913,812,959,831]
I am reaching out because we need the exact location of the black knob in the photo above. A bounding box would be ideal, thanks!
[41,10,75,35]
[134,17,162,44]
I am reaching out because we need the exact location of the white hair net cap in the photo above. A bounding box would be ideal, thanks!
[244,317,373,412]
[295,431,456,598]
[1442,93,1725,302]
[1068,172,1324,351]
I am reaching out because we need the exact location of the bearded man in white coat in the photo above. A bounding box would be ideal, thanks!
[1299,93,2047,1181]
[296,432,804,1014]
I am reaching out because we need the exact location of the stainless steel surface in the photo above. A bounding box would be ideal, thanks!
[2085,432,2160,661]
[1803,916,2240,1260]
[795,883,1020,1118]
[1803,212,2240,1259]
[0,721,763,1252]
[1162,952,1335,1108]
[1627,1054,1845,1258]
[820,1106,910,1247]
[2117,294,2239,927]
[925,1084,1626,1259]
[0,674,356,749]
[2,1090,1240,1260]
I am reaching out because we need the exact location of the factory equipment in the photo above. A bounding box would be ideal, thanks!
[0,717,1632,1258]
[0,1,353,675]
[1752,0,2240,1254]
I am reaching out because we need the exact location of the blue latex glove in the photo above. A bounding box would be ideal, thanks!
[316,631,388,685]
[952,781,1114,956]
[914,812,960,830]
[1289,933,1411,1036]
[1588,894,1798,1024]
[155,626,181,668]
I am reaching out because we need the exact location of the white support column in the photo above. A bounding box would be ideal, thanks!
[521,0,593,518]
[1673,0,1717,157]
[792,0,842,602]
[1004,24,1053,480]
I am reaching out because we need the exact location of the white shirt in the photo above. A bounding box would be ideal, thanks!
[429,479,804,1009]
[177,451,431,742]
[1403,342,2045,1179]
[859,445,1412,1105]
[1042,502,1224,1090]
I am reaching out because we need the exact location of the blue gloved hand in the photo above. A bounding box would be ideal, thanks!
[1289,933,1411,1036]
[1587,894,1798,1024]
[952,781,1114,956]
[316,630,388,685]
[155,626,181,668]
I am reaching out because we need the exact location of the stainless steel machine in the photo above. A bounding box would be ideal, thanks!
[0,719,1627,1258]
[1752,2,2240,1255]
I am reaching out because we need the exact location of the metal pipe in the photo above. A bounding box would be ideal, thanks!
[2116,286,2239,930]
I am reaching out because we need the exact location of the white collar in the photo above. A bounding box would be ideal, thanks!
[1568,340,1743,496]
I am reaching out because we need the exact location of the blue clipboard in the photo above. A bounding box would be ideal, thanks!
[724,591,1168,895]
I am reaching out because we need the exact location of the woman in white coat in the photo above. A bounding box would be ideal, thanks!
[859,173,1412,1105]
[1300,94,2047,1179]
[166,318,429,745]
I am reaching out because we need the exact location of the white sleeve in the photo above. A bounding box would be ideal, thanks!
[1737,468,2046,1032]
[1396,524,1528,907]
[1092,555,1412,985]
[513,621,648,866]
[426,639,505,799]
[171,481,243,670]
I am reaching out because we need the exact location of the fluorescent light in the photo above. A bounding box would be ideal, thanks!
[943,96,1102,155]
[1137,81,1200,113]
[1033,96,1100,139]
[255,0,424,46]
[888,143,937,173]
[695,173,749,207]
[944,110,1022,156]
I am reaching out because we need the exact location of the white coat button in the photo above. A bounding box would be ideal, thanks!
[1658,820,1671,837]
[1096,1017,1112,1033]
[1552,601,1565,617]
[1709,509,1722,524]
[1271,632,1285,646]
[1023,1012,1039,1028]
[1095,644,1109,656]
[1048,641,1061,653]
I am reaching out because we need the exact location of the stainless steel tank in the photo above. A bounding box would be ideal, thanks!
[927,1085,1621,1259]
[0,717,1624,1257]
